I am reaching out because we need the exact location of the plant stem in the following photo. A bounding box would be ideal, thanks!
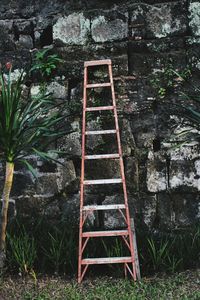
[0,162,14,252]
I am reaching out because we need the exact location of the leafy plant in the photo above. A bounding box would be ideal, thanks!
[150,63,174,99]
[7,229,36,275]
[174,227,200,269]
[165,255,182,273]
[0,63,70,266]
[30,48,63,80]
[150,62,191,100]
[192,225,200,249]
[173,80,200,143]
[42,226,77,274]
[65,229,78,273]
[7,215,79,275]
[102,238,124,258]
[102,238,125,275]
[147,238,170,271]
[42,230,66,274]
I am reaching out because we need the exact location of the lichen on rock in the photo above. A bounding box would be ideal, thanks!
[189,2,200,36]
[91,12,128,42]
[53,13,90,45]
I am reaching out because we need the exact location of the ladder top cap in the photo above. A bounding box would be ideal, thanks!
[84,59,112,67]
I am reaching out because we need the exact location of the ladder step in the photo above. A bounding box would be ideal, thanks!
[86,83,111,88]
[82,230,129,238]
[84,59,111,67]
[82,204,126,211]
[85,130,116,135]
[84,178,122,185]
[82,256,133,265]
[85,106,114,112]
[85,154,120,160]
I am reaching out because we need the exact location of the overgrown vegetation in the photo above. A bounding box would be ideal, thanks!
[0,52,69,268]
[173,72,200,143]
[6,217,78,277]
[7,229,36,275]
[150,60,191,100]
[5,216,200,279]
[150,59,200,144]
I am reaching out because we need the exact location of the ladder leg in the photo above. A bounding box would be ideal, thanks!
[78,266,82,284]
[108,64,138,281]
[124,263,127,278]
[78,265,89,284]
[78,66,88,283]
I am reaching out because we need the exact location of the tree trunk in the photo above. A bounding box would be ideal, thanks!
[0,162,14,267]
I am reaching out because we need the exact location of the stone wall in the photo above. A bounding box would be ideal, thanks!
[1,0,200,233]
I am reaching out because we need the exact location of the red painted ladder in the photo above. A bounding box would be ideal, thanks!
[78,59,140,283]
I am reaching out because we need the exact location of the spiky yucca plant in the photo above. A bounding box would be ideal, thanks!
[0,63,69,264]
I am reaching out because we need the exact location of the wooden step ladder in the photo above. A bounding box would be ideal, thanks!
[78,59,140,283]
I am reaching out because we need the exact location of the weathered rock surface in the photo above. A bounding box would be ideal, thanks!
[53,13,90,45]
[130,2,187,40]
[91,11,128,43]
[0,0,199,234]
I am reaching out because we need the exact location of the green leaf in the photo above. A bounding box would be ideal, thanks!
[20,160,38,178]
[32,148,64,165]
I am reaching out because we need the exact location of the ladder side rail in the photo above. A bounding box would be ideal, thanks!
[78,65,88,283]
[108,64,127,203]
[108,64,137,280]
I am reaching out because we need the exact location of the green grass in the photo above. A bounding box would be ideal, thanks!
[0,270,199,300]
